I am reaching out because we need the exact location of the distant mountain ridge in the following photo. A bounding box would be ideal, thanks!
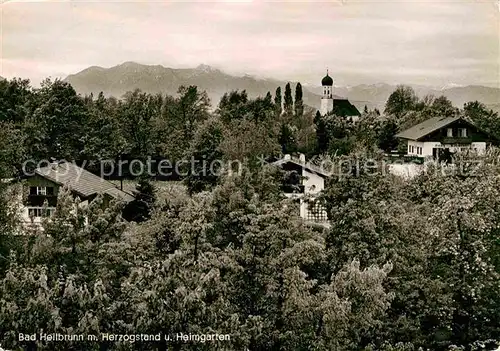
[64,62,324,110]
[64,62,367,111]
[64,62,500,112]
[310,83,500,111]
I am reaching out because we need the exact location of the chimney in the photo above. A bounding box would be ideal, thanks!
[49,157,59,171]
[299,153,306,164]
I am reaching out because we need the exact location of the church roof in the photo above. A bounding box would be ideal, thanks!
[321,74,333,86]
[332,99,361,117]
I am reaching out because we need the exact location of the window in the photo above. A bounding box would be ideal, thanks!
[28,208,42,217]
[408,144,411,153]
[447,128,453,137]
[30,186,54,196]
[458,128,468,137]
[29,208,36,217]
[28,207,55,218]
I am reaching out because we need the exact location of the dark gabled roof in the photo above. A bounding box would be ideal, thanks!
[35,162,135,203]
[333,99,361,117]
[273,156,331,178]
[395,116,462,140]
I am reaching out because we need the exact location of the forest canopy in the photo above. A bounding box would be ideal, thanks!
[0,78,499,350]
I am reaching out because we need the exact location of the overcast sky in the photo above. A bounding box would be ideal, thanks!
[1,0,499,88]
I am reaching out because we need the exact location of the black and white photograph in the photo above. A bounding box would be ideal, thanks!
[0,0,499,350]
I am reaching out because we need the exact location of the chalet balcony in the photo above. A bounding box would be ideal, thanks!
[25,195,58,207]
[280,184,305,194]
[440,137,473,144]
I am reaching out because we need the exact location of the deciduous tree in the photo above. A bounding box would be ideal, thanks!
[384,85,418,119]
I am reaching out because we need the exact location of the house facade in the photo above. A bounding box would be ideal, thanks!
[273,154,330,225]
[396,116,495,159]
[22,174,59,225]
[21,162,134,226]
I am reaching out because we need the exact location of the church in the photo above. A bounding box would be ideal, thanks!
[320,71,361,121]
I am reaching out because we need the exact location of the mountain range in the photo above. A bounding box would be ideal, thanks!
[64,62,500,113]
[64,62,336,111]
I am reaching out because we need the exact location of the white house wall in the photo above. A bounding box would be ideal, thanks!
[471,142,486,154]
[320,98,333,116]
[426,142,487,155]
[407,141,488,158]
[302,169,324,194]
[422,142,438,157]
[407,140,425,156]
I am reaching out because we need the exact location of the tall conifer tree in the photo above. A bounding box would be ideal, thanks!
[283,83,294,118]
[274,87,282,118]
[294,82,304,119]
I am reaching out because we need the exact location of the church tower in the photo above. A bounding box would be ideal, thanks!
[320,70,334,116]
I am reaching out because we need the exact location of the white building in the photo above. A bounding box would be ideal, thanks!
[18,162,134,229]
[320,70,361,122]
[396,116,495,160]
[320,71,334,116]
[273,154,330,226]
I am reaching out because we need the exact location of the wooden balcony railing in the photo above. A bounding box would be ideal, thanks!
[25,195,58,207]
[440,137,472,144]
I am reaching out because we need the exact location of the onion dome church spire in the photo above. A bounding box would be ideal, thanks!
[318,69,361,121]
[321,69,334,86]
[320,69,334,115]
